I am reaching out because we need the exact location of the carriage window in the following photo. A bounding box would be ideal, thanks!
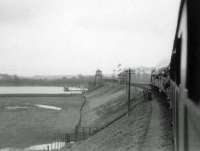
[186,0,200,103]
[170,50,176,81]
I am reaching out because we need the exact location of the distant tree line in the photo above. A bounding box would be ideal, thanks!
[0,74,94,87]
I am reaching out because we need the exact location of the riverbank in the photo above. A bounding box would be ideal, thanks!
[0,84,144,150]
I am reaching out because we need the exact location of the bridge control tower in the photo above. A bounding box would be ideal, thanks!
[95,69,103,86]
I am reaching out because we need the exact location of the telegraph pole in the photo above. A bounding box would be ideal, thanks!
[128,68,131,116]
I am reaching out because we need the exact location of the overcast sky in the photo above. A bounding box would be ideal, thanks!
[0,0,180,76]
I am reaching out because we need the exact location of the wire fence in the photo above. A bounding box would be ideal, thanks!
[40,126,99,151]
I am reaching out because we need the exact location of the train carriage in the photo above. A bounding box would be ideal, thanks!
[151,0,200,151]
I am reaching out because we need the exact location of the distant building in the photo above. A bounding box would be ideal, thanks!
[95,69,103,85]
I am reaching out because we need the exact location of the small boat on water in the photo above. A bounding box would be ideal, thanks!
[63,86,88,92]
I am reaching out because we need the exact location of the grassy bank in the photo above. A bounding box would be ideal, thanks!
[0,95,83,148]
[81,83,143,129]
[65,98,151,151]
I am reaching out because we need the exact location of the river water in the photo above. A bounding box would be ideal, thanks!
[0,86,86,94]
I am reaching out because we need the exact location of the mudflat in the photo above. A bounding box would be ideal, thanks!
[0,95,83,148]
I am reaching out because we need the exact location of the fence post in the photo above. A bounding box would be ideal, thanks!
[82,127,85,140]
[89,127,92,136]
[66,133,70,143]
[75,125,78,141]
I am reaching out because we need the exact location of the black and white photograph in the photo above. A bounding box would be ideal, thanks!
[0,0,199,151]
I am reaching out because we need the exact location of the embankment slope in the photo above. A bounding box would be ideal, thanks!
[66,93,173,151]
[68,101,151,151]
[81,83,143,128]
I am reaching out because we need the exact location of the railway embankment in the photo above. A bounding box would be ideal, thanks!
[65,98,151,151]
[80,83,143,129]
[60,83,144,149]
[63,89,172,151]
